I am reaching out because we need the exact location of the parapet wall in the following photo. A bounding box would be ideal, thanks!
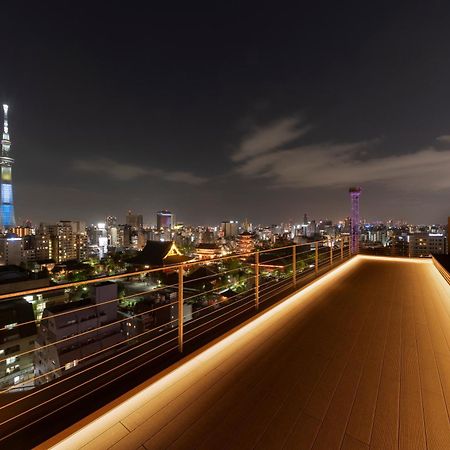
[432,254,450,285]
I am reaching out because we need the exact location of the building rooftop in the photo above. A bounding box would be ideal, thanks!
[0,298,37,342]
[40,255,450,449]
[45,298,93,314]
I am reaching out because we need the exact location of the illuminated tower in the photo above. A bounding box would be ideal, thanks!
[349,187,361,254]
[0,104,16,229]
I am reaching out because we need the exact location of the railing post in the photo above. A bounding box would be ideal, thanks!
[315,241,319,274]
[255,251,260,310]
[292,245,296,286]
[341,238,344,260]
[178,265,184,353]
[330,241,333,265]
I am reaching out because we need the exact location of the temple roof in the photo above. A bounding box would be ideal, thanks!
[129,240,192,267]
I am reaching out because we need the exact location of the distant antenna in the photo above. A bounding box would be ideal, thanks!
[349,187,362,253]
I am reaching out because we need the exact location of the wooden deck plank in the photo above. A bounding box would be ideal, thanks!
[368,284,403,450]
[341,434,369,450]
[252,353,331,450]
[398,314,426,450]
[283,412,322,450]
[310,293,379,449]
[345,293,391,444]
[421,389,450,449]
[79,422,129,450]
[302,328,362,421]
[435,353,450,421]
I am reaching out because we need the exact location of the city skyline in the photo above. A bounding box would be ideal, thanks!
[2,3,450,225]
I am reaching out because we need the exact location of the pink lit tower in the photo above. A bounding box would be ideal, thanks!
[349,187,362,254]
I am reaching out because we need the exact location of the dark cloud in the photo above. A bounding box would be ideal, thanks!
[232,117,311,162]
[436,135,450,144]
[73,158,207,185]
[233,117,450,192]
[73,158,148,181]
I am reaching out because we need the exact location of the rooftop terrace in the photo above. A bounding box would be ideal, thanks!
[39,255,450,449]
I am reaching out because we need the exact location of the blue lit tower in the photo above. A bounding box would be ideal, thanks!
[0,104,16,229]
[349,187,361,254]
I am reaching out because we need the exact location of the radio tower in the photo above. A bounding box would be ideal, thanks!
[0,104,16,230]
[349,187,361,254]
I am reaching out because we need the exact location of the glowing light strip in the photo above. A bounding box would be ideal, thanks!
[41,255,360,449]
[358,255,431,264]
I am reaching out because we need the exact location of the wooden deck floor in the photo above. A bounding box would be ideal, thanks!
[41,256,450,450]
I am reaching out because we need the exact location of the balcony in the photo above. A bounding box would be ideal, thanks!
[1,245,450,449]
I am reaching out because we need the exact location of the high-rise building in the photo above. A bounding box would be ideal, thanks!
[126,211,143,229]
[349,187,362,253]
[108,225,118,247]
[0,299,37,389]
[0,104,16,229]
[106,216,117,227]
[408,232,447,258]
[35,231,52,261]
[34,282,123,385]
[157,210,173,230]
[75,233,88,261]
[221,221,238,238]
[118,224,132,248]
[48,221,77,263]
[0,233,23,265]
[97,223,108,258]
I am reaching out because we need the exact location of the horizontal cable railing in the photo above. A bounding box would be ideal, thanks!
[0,238,352,443]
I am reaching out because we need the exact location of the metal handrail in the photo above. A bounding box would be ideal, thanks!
[0,237,352,442]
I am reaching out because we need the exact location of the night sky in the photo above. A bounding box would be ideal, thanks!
[2,2,450,226]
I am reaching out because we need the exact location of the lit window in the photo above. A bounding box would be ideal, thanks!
[64,360,78,370]
[6,364,19,374]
